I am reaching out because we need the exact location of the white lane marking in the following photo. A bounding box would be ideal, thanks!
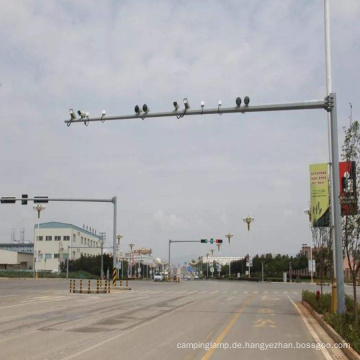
[227,297,234,301]
[232,291,238,295]
[292,291,298,295]
[263,291,268,294]
[283,291,288,294]
[288,297,332,360]
[253,291,259,294]
[209,291,219,295]
[243,291,249,294]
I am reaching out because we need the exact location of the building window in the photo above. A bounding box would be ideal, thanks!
[81,237,83,244]
[46,236,52,241]
[77,232,80,236]
[73,234,76,242]
[55,236,61,241]
[37,236,43,241]
[63,236,70,241]
[77,248,80,253]
[54,254,59,259]
[45,253,52,260]
[38,253,43,261]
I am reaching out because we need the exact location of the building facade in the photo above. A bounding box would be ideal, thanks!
[0,249,33,270]
[34,222,102,272]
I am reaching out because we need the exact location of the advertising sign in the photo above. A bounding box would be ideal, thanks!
[310,164,329,227]
[339,161,357,215]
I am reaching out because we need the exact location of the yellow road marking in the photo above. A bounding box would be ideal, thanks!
[253,318,276,328]
[201,296,254,360]
[258,308,273,314]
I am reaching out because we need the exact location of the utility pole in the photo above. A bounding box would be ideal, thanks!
[99,232,106,279]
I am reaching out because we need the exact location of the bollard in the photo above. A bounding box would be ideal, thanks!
[72,279,76,293]
[126,280,128,287]
[80,280,83,294]
[88,280,91,294]
[112,268,117,287]
[96,280,99,294]
[120,280,122,287]
[69,279,72,293]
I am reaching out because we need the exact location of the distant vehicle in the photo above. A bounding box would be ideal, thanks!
[186,275,191,280]
[194,275,199,280]
[154,273,164,282]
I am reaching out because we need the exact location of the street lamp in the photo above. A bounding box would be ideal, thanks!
[210,248,215,256]
[33,204,45,279]
[116,234,123,279]
[243,215,254,278]
[129,243,135,278]
[225,232,233,244]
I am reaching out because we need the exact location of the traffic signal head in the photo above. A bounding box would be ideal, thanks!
[210,238,214,244]
[216,239,223,244]
[201,239,208,243]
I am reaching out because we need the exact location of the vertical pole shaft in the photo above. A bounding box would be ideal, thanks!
[101,241,103,279]
[324,0,340,313]
[168,240,171,280]
[330,94,345,314]
[66,256,69,279]
[310,245,313,283]
[262,262,264,282]
[113,196,117,270]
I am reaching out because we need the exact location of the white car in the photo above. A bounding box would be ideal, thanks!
[154,273,164,282]
[194,275,199,280]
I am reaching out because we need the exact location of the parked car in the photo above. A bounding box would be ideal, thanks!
[154,273,164,282]
[194,275,199,280]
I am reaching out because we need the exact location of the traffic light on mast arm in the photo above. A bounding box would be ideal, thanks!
[201,239,208,243]
[216,239,223,244]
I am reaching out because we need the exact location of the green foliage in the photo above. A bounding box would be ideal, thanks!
[324,313,360,353]
[60,254,128,277]
[302,290,331,314]
[302,290,360,353]
[230,253,309,278]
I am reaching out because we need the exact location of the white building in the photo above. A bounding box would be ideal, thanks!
[34,222,102,272]
[202,256,243,266]
[0,249,33,270]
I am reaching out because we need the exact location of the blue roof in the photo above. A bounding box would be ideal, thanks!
[34,222,101,239]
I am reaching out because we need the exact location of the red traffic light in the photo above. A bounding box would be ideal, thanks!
[215,239,223,244]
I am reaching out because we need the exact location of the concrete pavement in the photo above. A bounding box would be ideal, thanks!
[0,279,349,360]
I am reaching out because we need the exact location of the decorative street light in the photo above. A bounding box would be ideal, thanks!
[225,232,233,244]
[243,215,255,278]
[33,204,45,279]
[129,243,135,278]
[210,248,215,256]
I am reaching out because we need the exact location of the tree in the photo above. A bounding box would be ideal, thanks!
[341,116,360,324]
[311,226,332,294]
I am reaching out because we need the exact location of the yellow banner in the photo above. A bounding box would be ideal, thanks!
[310,163,329,227]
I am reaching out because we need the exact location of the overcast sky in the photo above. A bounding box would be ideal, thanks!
[1,0,359,263]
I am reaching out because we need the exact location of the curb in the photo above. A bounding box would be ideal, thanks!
[301,300,360,360]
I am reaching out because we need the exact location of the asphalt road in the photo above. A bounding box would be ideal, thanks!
[0,279,350,360]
